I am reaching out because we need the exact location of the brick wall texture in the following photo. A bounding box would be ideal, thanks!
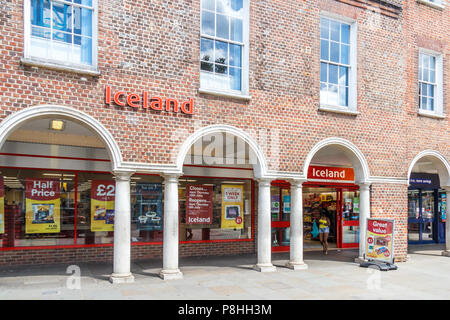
[0,0,448,266]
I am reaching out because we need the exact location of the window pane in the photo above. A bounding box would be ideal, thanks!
[421,96,427,110]
[31,26,51,39]
[53,31,72,44]
[231,0,243,12]
[339,86,348,106]
[74,7,92,37]
[201,61,214,72]
[74,0,93,6]
[202,0,215,11]
[341,24,350,44]
[201,10,215,36]
[429,69,435,83]
[320,18,329,39]
[419,67,423,81]
[215,64,227,74]
[320,83,328,104]
[422,68,429,82]
[340,44,349,65]
[428,84,434,98]
[31,0,51,28]
[230,17,243,42]
[330,42,339,63]
[80,36,92,64]
[339,66,348,86]
[329,64,338,84]
[214,40,228,65]
[429,56,435,70]
[201,38,214,62]
[52,2,72,32]
[230,67,242,90]
[320,39,329,60]
[423,54,429,69]
[229,43,242,67]
[428,98,434,111]
[421,83,427,97]
[328,84,338,105]
[330,20,340,42]
[320,62,328,82]
[216,0,228,13]
[216,14,229,39]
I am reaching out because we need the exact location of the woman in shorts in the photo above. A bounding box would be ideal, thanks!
[318,210,331,254]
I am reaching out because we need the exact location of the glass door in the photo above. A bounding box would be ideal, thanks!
[339,187,360,248]
[408,189,421,242]
[271,182,291,252]
[408,188,437,243]
[421,190,435,242]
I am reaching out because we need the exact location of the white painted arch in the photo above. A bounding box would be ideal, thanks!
[0,105,122,171]
[408,150,450,188]
[176,124,268,178]
[303,137,371,184]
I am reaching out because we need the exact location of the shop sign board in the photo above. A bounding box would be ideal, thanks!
[90,180,115,232]
[307,166,355,181]
[0,177,4,234]
[186,185,213,225]
[221,185,244,229]
[136,183,163,231]
[365,218,395,263]
[25,178,61,234]
[105,85,194,114]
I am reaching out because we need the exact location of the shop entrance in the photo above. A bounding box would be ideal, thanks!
[271,181,360,252]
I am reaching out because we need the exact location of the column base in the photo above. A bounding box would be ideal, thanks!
[254,263,276,272]
[109,273,135,284]
[354,257,365,264]
[285,261,308,270]
[442,251,450,257]
[159,269,183,280]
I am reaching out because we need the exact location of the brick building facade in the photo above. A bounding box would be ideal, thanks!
[0,0,448,282]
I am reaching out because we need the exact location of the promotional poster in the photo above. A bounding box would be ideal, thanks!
[136,183,163,231]
[221,185,244,230]
[25,178,60,234]
[186,185,213,225]
[91,180,115,232]
[0,176,4,234]
[365,218,395,263]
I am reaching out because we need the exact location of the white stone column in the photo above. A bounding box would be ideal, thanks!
[254,178,276,272]
[160,174,183,280]
[357,183,371,261]
[110,170,135,284]
[286,180,308,270]
[442,188,450,257]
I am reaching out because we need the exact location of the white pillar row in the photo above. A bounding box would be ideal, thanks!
[254,178,276,272]
[442,188,450,257]
[160,174,183,280]
[286,179,308,270]
[109,170,135,284]
[358,183,371,261]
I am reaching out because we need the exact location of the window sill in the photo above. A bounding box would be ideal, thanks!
[417,0,445,10]
[418,110,445,119]
[20,57,100,76]
[318,105,359,116]
[198,88,251,101]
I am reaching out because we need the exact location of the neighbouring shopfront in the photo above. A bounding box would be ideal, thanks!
[408,173,446,244]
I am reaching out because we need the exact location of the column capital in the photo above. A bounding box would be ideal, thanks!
[257,178,272,187]
[162,173,181,183]
[289,178,307,188]
[113,169,135,181]
[358,182,371,190]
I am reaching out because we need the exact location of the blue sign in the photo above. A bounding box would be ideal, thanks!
[135,183,163,231]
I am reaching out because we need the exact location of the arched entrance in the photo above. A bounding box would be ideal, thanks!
[407,151,450,253]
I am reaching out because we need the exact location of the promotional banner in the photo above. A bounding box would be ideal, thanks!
[136,183,163,231]
[91,180,115,232]
[186,185,213,225]
[365,218,395,263]
[25,178,60,234]
[221,185,244,230]
[0,177,4,234]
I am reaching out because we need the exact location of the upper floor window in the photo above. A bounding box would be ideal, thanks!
[320,16,356,112]
[25,0,97,69]
[200,0,249,96]
[418,51,444,117]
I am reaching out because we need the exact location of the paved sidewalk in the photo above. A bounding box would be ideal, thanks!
[0,244,449,300]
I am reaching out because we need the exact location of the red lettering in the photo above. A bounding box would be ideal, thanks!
[165,99,178,112]
[127,93,140,108]
[143,91,149,109]
[181,98,194,114]
[105,85,111,104]
[114,91,126,107]
[151,97,163,111]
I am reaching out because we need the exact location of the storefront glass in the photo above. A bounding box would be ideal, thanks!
[178,177,252,242]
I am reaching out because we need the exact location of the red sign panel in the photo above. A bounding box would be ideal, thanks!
[367,219,394,235]
[307,166,355,181]
[91,180,116,202]
[186,185,213,225]
[25,178,60,201]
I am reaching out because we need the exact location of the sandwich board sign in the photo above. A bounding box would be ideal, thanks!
[361,218,397,271]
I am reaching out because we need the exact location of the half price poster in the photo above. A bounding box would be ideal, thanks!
[25,178,60,234]
[221,185,244,230]
[91,180,115,232]
[186,185,213,225]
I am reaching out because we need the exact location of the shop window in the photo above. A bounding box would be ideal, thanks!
[178,177,252,242]
[319,16,357,113]
[25,0,97,69]
[200,0,249,96]
[418,51,444,117]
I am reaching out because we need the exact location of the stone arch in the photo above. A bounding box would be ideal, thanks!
[408,150,450,187]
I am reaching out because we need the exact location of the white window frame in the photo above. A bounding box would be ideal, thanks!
[418,48,444,118]
[22,0,99,75]
[198,0,250,100]
[417,0,446,10]
[319,12,358,115]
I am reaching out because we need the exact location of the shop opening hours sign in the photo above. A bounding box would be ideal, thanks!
[186,185,213,225]
[365,218,395,264]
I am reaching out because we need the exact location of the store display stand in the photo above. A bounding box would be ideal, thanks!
[359,259,398,271]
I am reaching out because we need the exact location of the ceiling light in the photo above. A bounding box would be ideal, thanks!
[49,120,65,131]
